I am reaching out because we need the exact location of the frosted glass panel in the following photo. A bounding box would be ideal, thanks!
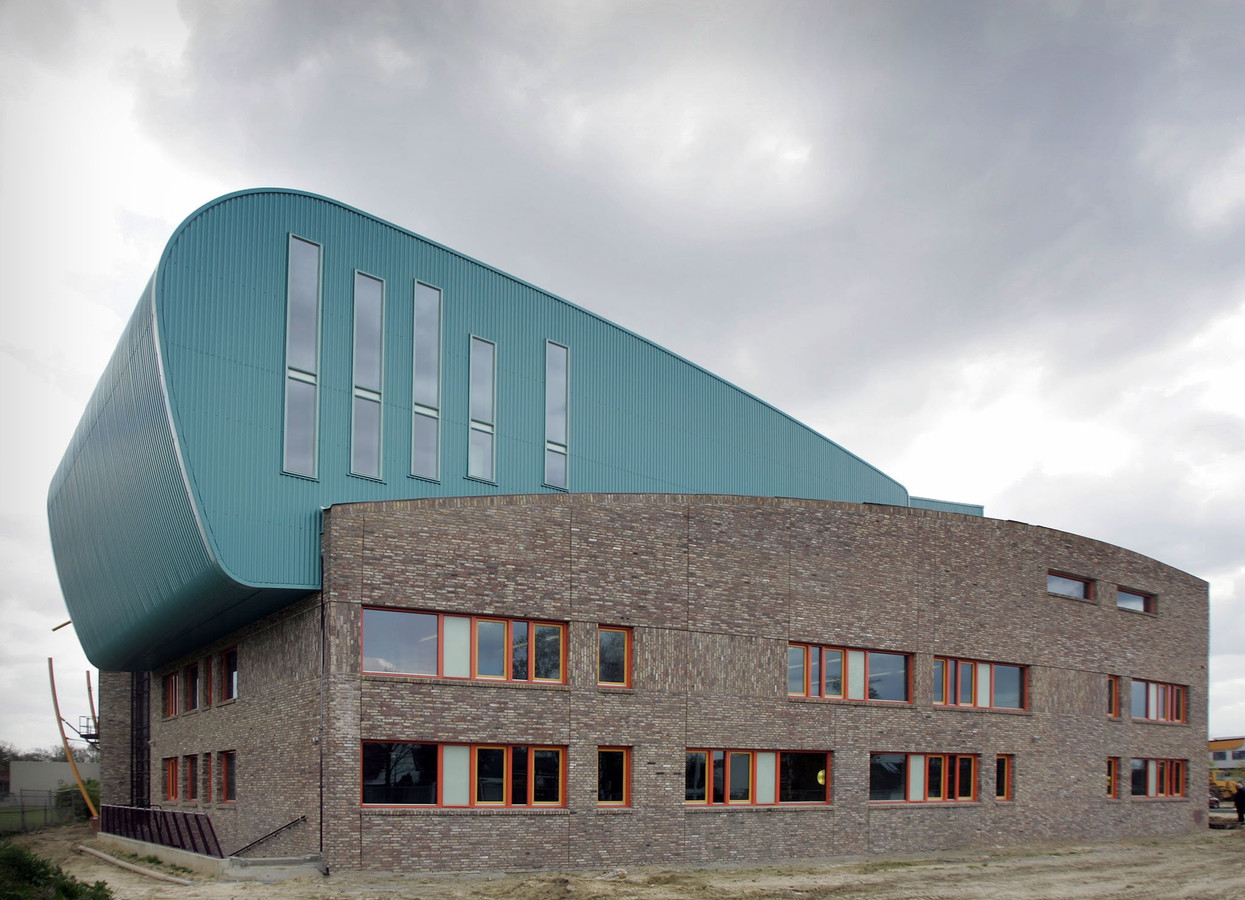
[443,745,469,806]
[976,665,992,707]
[756,752,776,804]
[908,754,926,801]
[846,651,866,700]
[443,616,470,678]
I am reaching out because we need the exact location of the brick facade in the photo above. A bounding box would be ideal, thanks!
[102,493,1208,872]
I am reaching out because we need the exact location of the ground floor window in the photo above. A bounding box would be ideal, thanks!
[685,750,831,805]
[362,742,565,807]
[1130,758,1186,798]
[1107,757,1119,798]
[184,755,198,801]
[995,755,1012,800]
[219,750,236,802]
[870,753,977,802]
[163,757,178,801]
[598,748,630,805]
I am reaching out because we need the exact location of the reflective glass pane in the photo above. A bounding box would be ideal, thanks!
[824,649,843,697]
[353,273,383,391]
[510,745,528,805]
[787,646,805,694]
[712,751,726,804]
[1131,759,1147,795]
[685,752,707,802]
[362,609,438,674]
[534,625,562,680]
[545,342,568,444]
[779,752,827,803]
[475,748,505,803]
[533,749,561,803]
[598,750,626,804]
[933,659,945,703]
[1117,589,1148,611]
[927,755,944,799]
[956,757,975,798]
[287,237,320,373]
[361,742,437,804]
[1130,681,1147,718]
[809,648,820,697]
[412,411,438,479]
[993,665,1024,709]
[599,629,627,684]
[957,661,975,705]
[352,396,381,478]
[511,621,529,680]
[1047,573,1088,598]
[284,377,317,475]
[996,757,1009,799]
[868,652,908,701]
[870,753,906,801]
[476,620,506,677]
[729,753,751,801]
[413,283,441,407]
[469,337,495,424]
[545,447,567,488]
[468,427,493,480]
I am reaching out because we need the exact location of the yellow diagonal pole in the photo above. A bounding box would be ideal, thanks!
[48,657,98,819]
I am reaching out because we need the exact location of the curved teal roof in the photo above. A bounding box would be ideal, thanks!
[48,189,957,671]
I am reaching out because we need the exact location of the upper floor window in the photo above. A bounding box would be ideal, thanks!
[1130,758,1186,798]
[598,626,631,687]
[221,649,238,701]
[362,742,564,807]
[685,750,831,805]
[362,608,565,683]
[1117,588,1155,613]
[283,235,321,477]
[1130,679,1186,723]
[1234,750,1245,761]
[411,282,442,480]
[598,747,630,806]
[1212,751,1227,761]
[351,272,385,479]
[787,643,910,703]
[162,673,178,718]
[933,657,1027,710]
[544,342,568,489]
[220,750,236,802]
[1107,675,1121,718]
[1047,571,1093,600]
[184,664,200,712]
[870,753,977,803]
[468,337,496,481]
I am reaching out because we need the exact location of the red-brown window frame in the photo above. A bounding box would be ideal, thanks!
[1130,678,1187,723]
[162,673,178,718]
[203,657,213,707]
[684,749,832,806]
[933,657,1028,710]
[597,747,631,806]
[184,663,199,712]
[1107,675,1121,718]
[1107,757,1119,798]
[219,750,236,802]
[787,643,911,703]
[203,753,212,803]
[221,649,238,701]
[1130,757,1186,798]
[1047,570,1094,600]
[869,752,978,803]
[597,626,632,688]
[995,755,1013,800]
[359,742,566,808]
[163,757,178,801]
[1116,587,1155,613]
[360,609,568,685]
[184,754,198,801]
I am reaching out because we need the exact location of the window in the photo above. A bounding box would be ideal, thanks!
[361,742,565,807]
[685,750,831,805]
[1234,750,1245,761]
[1130,679,1186,722]
[222,649,238,701]
[362,609,565,683]
[1107,757,1119,798]
[203,658,212,707]
[185,664,199,712]
[869,753,977,803]
[544,342,569,488]
[351,272,385,479]
[598,748,630,806]
[995,755,1013,800]
[203,753,212,804]
[1107,675,1121,718]
[1117,588,1155,613]
[1130,758,1186,798]
[1047,571,1093,600]
[1212,751,1227,761]
[163,758,178,801]
[162,673,178,718]
[411,282,442,480]
[467,336,496,481]
[933,657,1027,710]
[598,626,631,687]
[283,235,321,477]
[184,755,198,801]
[787,644,910,702]
[220,751,236,802]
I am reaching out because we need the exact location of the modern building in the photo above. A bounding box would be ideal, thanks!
[48,189,1208,872]
[1210,737,1245,775]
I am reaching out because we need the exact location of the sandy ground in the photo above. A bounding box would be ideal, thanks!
[10,815,1245,900]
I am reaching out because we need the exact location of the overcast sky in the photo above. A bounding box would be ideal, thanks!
[2,0,1243,750]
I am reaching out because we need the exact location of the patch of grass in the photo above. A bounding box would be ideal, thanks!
[115,850,193,876]
[0,840,114,899]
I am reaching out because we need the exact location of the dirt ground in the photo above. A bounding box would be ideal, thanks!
[11,814,1245,900]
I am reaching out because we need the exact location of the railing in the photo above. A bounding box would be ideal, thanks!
[231,814,307,857]
[100,805,223,858]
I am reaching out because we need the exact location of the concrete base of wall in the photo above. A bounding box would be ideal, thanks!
[95,833,327,882]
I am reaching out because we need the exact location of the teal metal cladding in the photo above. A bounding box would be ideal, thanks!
[49,189,952,671]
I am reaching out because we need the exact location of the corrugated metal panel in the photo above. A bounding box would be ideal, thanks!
[53,188,970,670]
[909,496,985,516]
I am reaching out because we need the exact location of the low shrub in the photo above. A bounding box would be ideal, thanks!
[0,840,114,899]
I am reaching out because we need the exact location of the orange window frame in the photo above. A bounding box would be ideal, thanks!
[219,750,236,802]
[870,753,978,803]
[1107,757,1119,798]
[597,626,632,687]
[163,757,178,801]
[184,755,198,800]
[597,747,631,806]
[471,744,564,807]
[787,643,909,703]
[1107,675,1120,717]
[1132,679,1187,722]
[685,749,756,805]
[933,657,1027,710]
[995,755,1012,800]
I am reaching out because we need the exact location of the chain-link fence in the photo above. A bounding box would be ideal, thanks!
[0,789,92,834]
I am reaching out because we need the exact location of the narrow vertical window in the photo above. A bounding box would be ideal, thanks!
[185,755,198,801]
[544,341,568,488]
[468,336,496,481]
[411,282,442,479]
[162,673,178,718]
[351,272,384,478]
[163,758,178,801]
[1107,675,1120,717]
[284,235,321,477]
[185,664,199,712]
[598,748,630,805]
[221,751,237,802]
[995,755,1012,800]
[1107,757,1118,798]
[222,649,238,701]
